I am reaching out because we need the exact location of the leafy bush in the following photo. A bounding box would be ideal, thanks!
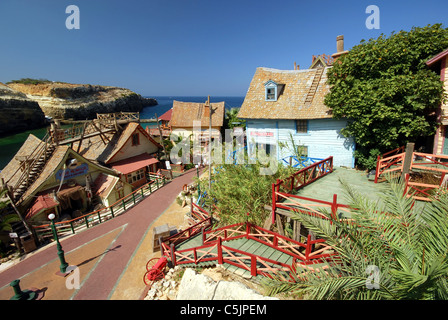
[7,78,51,85]
[325,24,448,169]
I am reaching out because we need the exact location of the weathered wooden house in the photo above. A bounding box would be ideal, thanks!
[238,38,355,168]
[73,122,163,188]
[426,48,448,155]
[0,134,127,222]
[170,100,225,143]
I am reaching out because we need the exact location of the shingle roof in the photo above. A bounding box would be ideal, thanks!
[72,122,162,164]
[237,67,332,120]
[170,100,225,128]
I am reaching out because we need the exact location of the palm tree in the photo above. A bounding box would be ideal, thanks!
[224,108,245,130]
[263,178,448,300]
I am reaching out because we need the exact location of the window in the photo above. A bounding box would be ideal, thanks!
[131,133,140,146]
[264,80,278,101]
[296,120,308,134]
[127,169,145,183]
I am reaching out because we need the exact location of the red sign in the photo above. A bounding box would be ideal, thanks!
[250,131,274,137]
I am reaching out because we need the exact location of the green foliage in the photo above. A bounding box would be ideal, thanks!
[223,108,246,130]
[6,78,51,85]
[263,178,448,300]
[325,24,448,169]
[198,150,295,227]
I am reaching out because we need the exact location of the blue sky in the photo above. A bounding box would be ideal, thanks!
[0,0,447,96]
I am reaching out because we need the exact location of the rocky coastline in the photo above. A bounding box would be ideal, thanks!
[0,81,157,134]
[0,83,46,135]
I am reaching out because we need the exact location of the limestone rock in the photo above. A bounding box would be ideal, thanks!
[0,83,46,134]
[176,268,279,300]
[7,82,157,120]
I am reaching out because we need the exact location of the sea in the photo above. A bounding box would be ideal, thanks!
[0,96,245,169]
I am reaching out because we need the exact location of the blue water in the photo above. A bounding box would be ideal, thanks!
[140,96,244,129]
[0,96,245,169]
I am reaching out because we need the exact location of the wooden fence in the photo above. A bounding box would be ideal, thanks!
[32,173,167,241]
[374,148,448,201]
[160,221,336,280]
[271,156,333,224]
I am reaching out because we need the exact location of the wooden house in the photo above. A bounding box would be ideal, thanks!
[238,52,355,168]
[426,48,448,155]
[146,108,172,140]
[73,122,163,189]
[170,100,225,143]
[0,134,130,222]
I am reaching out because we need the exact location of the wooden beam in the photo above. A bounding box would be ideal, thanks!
[76,122,88,153]
[401,142,415,180]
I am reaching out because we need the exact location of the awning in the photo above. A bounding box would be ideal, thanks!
[110,153,159,175]
[25,194,59,220]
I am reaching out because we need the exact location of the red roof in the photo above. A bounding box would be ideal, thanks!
[158,109,172,121]
[110,153,159,175]
[426,48,448,66]
[25,194,59,220]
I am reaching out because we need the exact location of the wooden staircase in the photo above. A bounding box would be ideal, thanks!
[303,67,324,106]
[10,134,56,202]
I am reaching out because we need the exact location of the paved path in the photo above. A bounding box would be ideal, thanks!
[0,168,200,300]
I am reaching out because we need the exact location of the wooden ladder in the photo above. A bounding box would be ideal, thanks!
[304,67,325,105]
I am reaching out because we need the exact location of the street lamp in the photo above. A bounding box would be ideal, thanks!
[48,213,69,274]
[203,96,214,214]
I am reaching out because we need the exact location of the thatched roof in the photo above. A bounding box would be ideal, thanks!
[238,67,332,120]
[170,100,225,128]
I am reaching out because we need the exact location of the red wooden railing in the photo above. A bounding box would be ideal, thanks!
[160,221,337,280]
[374,152,405,183]
[271,156,333,224]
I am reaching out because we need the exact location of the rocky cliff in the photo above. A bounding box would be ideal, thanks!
[0,83,46,135]
[7,82,157,120]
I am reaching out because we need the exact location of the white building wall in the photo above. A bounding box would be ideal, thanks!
[245,119,355,168]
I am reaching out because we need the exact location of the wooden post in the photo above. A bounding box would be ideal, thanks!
[170,243,177,266]
[276,214,284,236]
[251,256,257,276]
[155,113,168,161]
[217,237,223,265]
[331,194,338,220]
[401,142,415,181]
[403,173,410,197]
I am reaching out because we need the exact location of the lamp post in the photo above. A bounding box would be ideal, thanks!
[48,213,69,274]
[195,164,201,197]
[204,96,214,214]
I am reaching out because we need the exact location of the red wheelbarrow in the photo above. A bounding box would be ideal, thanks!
[143,257,168,287]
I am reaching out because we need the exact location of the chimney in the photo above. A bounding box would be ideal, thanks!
[332,34,349,60]
[336,35,344,53]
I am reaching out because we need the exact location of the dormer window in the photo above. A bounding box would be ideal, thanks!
[264,80,278,101]
[264,80,284,101]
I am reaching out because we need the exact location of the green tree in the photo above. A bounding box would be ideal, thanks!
[263,179,448,300]
[325,24,448,169]
[224,108,246,130]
